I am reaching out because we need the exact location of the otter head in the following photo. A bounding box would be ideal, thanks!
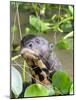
[21,34,53,60]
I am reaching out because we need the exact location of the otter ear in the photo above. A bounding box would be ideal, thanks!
[49,43,54,51]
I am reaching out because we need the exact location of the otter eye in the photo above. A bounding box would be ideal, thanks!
[35,39,40,44]
[29,43,32,47]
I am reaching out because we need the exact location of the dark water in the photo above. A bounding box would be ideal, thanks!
[56,48,73,79]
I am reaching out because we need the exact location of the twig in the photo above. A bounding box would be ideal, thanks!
[12,8,17,44]
[63,31,73,39]
[53,5,61,45]
[11,54,21,61]
[23,61,26,82]
[58,16,73,26]
[32,4,39,17]
[16,3,22,40]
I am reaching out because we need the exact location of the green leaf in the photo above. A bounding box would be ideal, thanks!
[25,26,38,34]
[57,27,63,33]
[40,4,46,15]
[51,14,57,20]
[11,25,17,33]
[68,6,73,15]
[63,31,73,39]
[69,83,74,94]
[11,54,21,61]
[24,83,50,97]
[56,38,70,49]
[49,85,55,96]
[29,15,40,32]
[60,21,72,33]
[52,70,72,94]
[29,15,50,32]
[11,66,23,97]
[25,27,30,33]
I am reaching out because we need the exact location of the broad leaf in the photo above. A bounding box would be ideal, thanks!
[24,83,50,97]
[49,85,55,96]
[68,6,73,15]
[52,70,72,94]
[11,25,17,33]
[69,83,74,94]
[60,21,72,33]
[29,15,50,32]
[56,38,70,49]
[11,66,23,97]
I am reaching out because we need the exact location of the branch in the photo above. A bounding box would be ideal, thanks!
[16,3,22,40]
[11,54,21,61]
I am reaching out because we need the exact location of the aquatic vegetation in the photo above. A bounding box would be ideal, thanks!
[10,1,74,99]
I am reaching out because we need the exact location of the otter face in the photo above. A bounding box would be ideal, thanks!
[21,36,51,59]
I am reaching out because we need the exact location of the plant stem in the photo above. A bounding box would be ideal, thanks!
[50,16,73,30]
[22,61,26,82]
[12,7,17,44]
[63,31,73,39]
[54,87,62,95]
[16,3,22,40]
[58,5,61,22]
[58,16,73,26]
[11,54,21,61]
[32,4,39,17]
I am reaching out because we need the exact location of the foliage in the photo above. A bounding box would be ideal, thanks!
[60,20,73,33]
[56,31,73,49]
[11,25,17,33]
[23,3,73,49]
[68,6,73,15]
[24,84,50,97]
[69,83,74,94]
[11,65,73,98]
[25,15,50,34]
[11,66,23,98]
[48,85,55,96]
[29,15,50,32]
[10,2,74,98]
[52,70,72,95]
[56,38,70,49]
[11,2,74,49]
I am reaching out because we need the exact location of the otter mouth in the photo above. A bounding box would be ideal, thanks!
[21,48,48,69]
[21,48,40,60]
